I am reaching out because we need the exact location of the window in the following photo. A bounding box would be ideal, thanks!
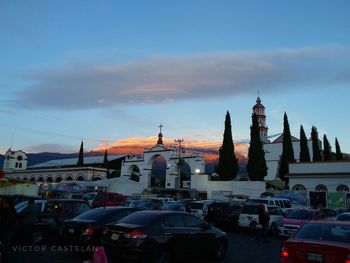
[336,185,349,192]
[165,215,185,227]
[267,207,283,216]
[76,202,91,214]
[292,184,306,192]
[15,162,18,168]
[315,184,328,192]
[182,214,204,227]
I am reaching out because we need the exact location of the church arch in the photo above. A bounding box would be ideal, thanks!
[92,176,102,181]
[336,184,349,192]
[127,164,141,182]
[315,184,328,192]
[55,176,62,183]
[66,176,73,181]
[46,177,53,183]
[76,175,85,181]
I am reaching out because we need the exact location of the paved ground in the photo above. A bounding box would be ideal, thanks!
[8,230,286,263]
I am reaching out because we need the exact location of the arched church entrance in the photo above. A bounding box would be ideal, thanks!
[150,155,166,188]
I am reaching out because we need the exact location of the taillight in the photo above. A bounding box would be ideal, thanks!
[125,230,147,239]
[83,226,98,236]
[280,246,289,258]
[345,254,350,263]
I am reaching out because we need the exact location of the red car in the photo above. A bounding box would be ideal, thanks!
[278,208,328,237]
[280,221,350,263]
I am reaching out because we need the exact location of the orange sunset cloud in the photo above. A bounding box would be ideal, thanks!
[94,136,248,162]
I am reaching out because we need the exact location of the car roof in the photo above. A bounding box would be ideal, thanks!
[48,199,88,202]
[306,220,350,226]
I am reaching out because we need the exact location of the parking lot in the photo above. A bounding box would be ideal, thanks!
[9,230,285,263]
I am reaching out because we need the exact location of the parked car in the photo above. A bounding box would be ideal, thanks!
[278,208,328,237]
[335,207,350,216]
[36,199,92,240]
[83,192,128,208]
[336,212,350,221]
[15,198,47,214]
[189,199,225,220]
[238,203,283,235]
[247,197,292,212]
[320,208,337,220]
[102,210,228,262]
[280,221,350,263]
[60,207,141,246]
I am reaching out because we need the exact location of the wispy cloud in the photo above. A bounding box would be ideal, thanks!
[12,46,350,110]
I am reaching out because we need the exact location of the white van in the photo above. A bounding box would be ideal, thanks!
[247,197,292,212]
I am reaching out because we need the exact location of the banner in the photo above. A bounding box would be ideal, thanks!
[327,192,346,209]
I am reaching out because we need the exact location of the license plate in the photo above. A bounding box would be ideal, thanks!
[307,252,323,262]
[111,233,120,241]
[68,228,75,233]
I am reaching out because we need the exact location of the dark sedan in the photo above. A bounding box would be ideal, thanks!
[60,206,140,245]
[102,210,228,262]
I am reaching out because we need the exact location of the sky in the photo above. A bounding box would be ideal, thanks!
[1,0,350,156]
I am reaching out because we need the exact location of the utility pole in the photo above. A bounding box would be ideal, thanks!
[174,139,184,189]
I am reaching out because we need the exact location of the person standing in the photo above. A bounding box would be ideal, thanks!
[0,198,17,263]
[257,203,270,242]
[19,199,38,244]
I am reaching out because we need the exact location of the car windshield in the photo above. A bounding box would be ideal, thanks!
[285,210,313,220]
[190,202,205,210]
[74,208,114,220]
[294,223,350,244]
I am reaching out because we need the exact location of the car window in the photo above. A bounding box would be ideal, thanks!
[242,205,259,214]
[285,210,313,220]
[182,214,205,227]
[190,202,204,210]
[105,210,134,223]
[337,214,350,221]
[283,200,291,208]
[164,214,185,227]
[62,202,74,214]
[76,202,91,214]
[94,193,104,202]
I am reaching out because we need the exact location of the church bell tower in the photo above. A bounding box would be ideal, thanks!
[252,96,269,143]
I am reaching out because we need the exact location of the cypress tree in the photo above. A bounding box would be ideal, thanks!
[323,134,332,161]
[299,125,311,162]
[246,113,268,181]
[77,141,84,166]
[103,149,109,168]
[311,126,322,161]
[278,113,295,188]
[215,111,238,180]
[335,138,344,160]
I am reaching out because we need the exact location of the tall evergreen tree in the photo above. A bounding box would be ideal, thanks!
[246,113,268,181]
[103,149,109,168]
[77,141,84,166]
[311,126,322,161]
[299,125,311,162]
[278,113,295,188]
[335,137,344,160]
[215,111,238,180]
[323,134,332,161]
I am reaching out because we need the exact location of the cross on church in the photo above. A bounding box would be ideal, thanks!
[159,124,163,133]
